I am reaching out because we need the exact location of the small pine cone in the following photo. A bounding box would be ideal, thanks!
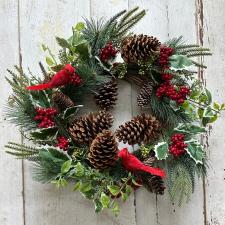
[142,157,165,195]
[116,114,160,145]
[95,80,118,110]
[121,34,161,63]
[68,110,113,145]
[137,82,153,107]
[52,91,75,112]
[88,130,118,170]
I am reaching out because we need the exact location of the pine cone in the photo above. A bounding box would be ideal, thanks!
[68,110,113,145]
[137,82,153,107]
[88,130,118,170]
[52,91,75,112]
[95,80,118,110]
[115,114,160,145]
[121,34,161,63]
[142,157,165,195]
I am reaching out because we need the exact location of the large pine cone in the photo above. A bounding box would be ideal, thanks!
[95,80,118,110]
[68,110,113,145]
[88,130,118,170]
[52,91,75,112]
[121,34,161,63]
[115,113,160,145]
[142,156,165,195]
[137,82,154,107]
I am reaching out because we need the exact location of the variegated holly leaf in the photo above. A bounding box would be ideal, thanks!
[185,140,205,164]
[154,142,169,160]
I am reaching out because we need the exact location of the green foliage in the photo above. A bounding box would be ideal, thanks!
[5,142,40,161]
[154,142,169,160]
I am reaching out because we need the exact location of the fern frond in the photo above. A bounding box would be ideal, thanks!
[187,52,212,57]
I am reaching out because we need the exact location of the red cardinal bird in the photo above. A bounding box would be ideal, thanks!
[26,64,80,91]
[118,148,166,178]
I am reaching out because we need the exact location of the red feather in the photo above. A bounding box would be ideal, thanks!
[118,148,166,178]
[26,83,51,90]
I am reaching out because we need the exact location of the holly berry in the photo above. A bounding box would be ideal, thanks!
[56,136,69,151]
[156,75,190,105]
[100,42,118,62]
[159,46,174,69]
[169,133,187,157]
[34,107,57,128]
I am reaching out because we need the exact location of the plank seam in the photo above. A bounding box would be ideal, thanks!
[195,1,208,225]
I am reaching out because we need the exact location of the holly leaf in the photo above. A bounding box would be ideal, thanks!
[107,185,120,196]
[100,192,110,208]
[111,201,120,217]
[94,200,103,213]
[60,105,83,120]
[30,127,58,141]
[174,124,206,135]
[154,142,169,160]
[79,182,92,193]
[185,140,205,164]
[121,192,128,201]
[169,54,193,69]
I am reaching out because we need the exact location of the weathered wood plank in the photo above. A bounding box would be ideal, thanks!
[0,1,24,225]
[128,1,168,224]
[202,1,225,224]
[157,1,205,225]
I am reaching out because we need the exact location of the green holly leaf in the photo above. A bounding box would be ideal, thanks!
[154,142,169,160]
[169,54,193,69]
[174,124,206,135]
[107,185,120,196]
[185,140,205,164]
[94,200,103,213]
[73,181,81,191]
[61,160,72,174]
[60,105,83,120]
[79,182,92,193]
[100,192,111,208]
[121,192,128,201]
[125,184,132,196]
[30,127,58,141]
[75,162,84,177]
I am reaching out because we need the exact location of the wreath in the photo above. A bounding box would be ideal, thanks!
[5,7,225,215]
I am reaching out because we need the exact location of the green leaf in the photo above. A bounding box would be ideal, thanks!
[74,22,85,31]
[51,64,64,72]
[100,192,111,208]
[111,201,120,217]
[56,36,71,49]
[205,89,212,104]
[107,185,120,196]
[213,102,220,110]
[94,200,103,213]
[80,182,92,193]
[73,181,81,191]
[209,114,218,123]
[125,184,132,196]
[198,108,204,119]
[169,54,193,69]
[75,162,84,176]
[221,103,225,110]
[121,192,128,201]
[41,44,47,51]
[174,124,206,135]
[30,127,58,141]
[154,142,169,160]
[60,105,83,120]
[185,140,205,164]
[46,57,54,66]
[61,160,72,174]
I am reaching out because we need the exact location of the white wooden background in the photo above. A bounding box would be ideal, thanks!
[0,0,225,225]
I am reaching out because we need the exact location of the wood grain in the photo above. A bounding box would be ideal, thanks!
[0,1,24,225]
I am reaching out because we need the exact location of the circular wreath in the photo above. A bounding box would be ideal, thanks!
[5,7,225,215]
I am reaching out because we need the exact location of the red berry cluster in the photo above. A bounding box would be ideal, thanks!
[34,107,57,128]
[100,42,118,62]
[159,46,174,69]
[169,133,187,157]
[56,136,69,151]
[156,74,190,105]
[70,72,81,86]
